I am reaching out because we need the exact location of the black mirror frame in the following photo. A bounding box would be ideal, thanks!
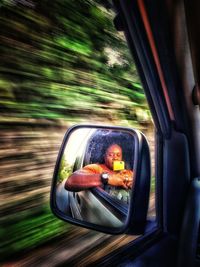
[50,124,151,235]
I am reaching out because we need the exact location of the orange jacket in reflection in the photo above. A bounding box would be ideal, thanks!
[65,144,134,192]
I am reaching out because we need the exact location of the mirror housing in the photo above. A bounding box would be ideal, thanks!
[50,124,151,235]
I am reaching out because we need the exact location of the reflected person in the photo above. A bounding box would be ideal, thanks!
[65,144,134,203]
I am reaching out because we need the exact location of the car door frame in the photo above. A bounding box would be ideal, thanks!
[92,0,199,266]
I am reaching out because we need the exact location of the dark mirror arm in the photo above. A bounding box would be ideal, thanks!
[127,133,151,234]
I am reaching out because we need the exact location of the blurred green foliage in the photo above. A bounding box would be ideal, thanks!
[0,0,150,125]
[151,176,155,193]
[0,204,70,261]
[58,158,73,182]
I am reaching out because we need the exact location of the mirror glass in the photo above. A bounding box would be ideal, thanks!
[54,126,136,229]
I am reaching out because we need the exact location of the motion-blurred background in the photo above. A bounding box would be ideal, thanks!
[0,0,154,265]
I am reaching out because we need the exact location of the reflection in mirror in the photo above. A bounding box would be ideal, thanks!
[55,127,136,228]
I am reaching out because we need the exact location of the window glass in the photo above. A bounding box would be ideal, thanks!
[0,0,155,264]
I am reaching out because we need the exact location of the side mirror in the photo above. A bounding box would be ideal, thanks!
[50,124,151,234]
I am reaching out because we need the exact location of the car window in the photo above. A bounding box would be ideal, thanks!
[0,0,155,264]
